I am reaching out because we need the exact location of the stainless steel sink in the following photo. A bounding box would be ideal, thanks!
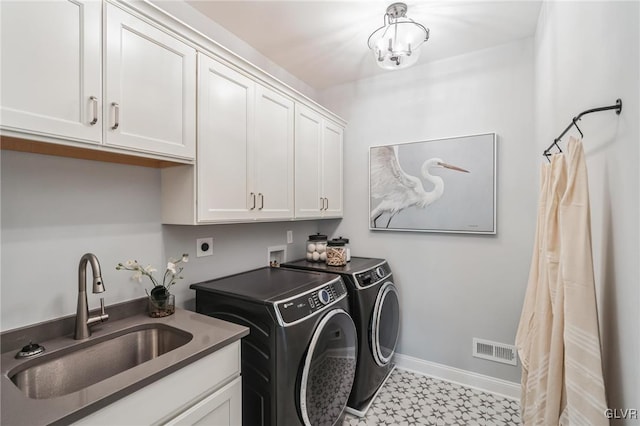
[9,324,193,399]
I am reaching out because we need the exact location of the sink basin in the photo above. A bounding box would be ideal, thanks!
[9,324,193,399]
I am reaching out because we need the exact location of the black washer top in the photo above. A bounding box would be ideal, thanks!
[282,256,387,276]
[190,267,341,304]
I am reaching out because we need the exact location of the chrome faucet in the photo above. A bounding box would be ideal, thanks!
[74,253,109,340]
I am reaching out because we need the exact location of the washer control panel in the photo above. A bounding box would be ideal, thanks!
[277,278,348,325]
[354,262,390,288]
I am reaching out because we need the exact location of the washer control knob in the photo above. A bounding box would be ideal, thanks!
[375,266,386,279]
[318,289,331,305]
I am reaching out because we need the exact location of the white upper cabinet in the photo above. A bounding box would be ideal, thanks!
[0,1,195,162]
[254,85,295,219]
[197,55,255,222]
[294,104,344,219]
[321,120,344,217]
[1,1,343,223]
[104,4,196,160]
[294,105,323,217]
[0,0,102,143]
[195,54,294,223]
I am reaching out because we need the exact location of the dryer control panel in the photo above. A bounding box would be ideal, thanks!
[354,262,390,288]
[276,278,348,325]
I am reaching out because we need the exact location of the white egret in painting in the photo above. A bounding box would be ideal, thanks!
[370,145,469,228]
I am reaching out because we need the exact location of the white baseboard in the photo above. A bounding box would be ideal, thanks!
[393,352,521,401]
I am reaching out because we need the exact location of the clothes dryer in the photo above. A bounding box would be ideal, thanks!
[282,257,400,416]
[190,267,357,426]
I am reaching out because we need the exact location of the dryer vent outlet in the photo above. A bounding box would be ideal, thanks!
[472,338,517,366]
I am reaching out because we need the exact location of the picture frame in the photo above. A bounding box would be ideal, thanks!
[369,133,496,234]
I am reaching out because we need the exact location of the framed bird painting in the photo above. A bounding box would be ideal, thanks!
[369,133,496,234]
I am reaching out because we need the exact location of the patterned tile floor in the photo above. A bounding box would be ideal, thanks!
[343,368,521,426]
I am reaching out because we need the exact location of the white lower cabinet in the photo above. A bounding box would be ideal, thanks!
[165,377,241,426]
[72,341,241,426]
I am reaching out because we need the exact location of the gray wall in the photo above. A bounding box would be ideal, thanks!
[319,38,537,383]
[533,1,639,419]
[0,150,317,330]
[1,151,164,329]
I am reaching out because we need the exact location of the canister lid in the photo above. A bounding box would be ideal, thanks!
[337,236,349,244]
[328,238,346,246]
[308,233,327,241]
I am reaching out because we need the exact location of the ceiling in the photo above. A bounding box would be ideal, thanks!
[185,1,542,90]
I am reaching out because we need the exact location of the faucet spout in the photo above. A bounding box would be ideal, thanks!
[75,253,109,340]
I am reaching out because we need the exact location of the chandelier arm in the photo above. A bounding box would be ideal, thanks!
[367,2,429,69]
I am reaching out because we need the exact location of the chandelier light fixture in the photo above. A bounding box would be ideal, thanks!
[367,2,430,70]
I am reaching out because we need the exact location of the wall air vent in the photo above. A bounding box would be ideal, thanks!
[472,338,517,366]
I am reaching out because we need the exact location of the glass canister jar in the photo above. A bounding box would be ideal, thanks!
[326,239,347,266]
[337,236,350,262]
[306,233,328,262]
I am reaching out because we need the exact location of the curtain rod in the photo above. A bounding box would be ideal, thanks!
[543,98,623,161]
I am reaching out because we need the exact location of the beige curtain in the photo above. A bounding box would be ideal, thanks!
[515,137,608,425]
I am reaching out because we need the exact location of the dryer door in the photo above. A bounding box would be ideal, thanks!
[299,309,357,426]
[371,282,400,366]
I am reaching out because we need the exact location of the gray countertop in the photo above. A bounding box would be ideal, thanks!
[1,303,248,426]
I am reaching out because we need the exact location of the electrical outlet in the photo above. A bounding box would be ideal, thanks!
[286,230,293,244]
[196,237,213,257]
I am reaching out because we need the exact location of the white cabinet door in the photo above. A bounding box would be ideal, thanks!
[294,105,323,218]
[105,4,196,159]
[165,377,242,426]
[294,105,344,219]
[72,341,241,426]
[197,54,255,222]
[321,120,344,217]
[0,0,101,143]
[254,86,294,219]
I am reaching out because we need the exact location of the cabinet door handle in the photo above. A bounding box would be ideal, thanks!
[89,96,98,125]
[320,197,327,211]
[325,198,329,210]
[111,102,120,130]
[258,193,264,210]
[250,192,256,210]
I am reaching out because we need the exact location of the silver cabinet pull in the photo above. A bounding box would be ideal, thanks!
[258,193,264,210]
[250,192,256,210]
[320,197,324,211]
[89,96,98,125]
[325,198,329,210]
[111,102,120,130]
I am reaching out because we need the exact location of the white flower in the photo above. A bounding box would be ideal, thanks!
[117,253,188,293]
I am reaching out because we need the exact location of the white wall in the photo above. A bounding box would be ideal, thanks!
[319,38,537,383]
[147,0,318,101]
[0,150,317,331]
[534,1,639,419]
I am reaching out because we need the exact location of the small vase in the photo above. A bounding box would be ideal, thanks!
[148,293,175,318]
